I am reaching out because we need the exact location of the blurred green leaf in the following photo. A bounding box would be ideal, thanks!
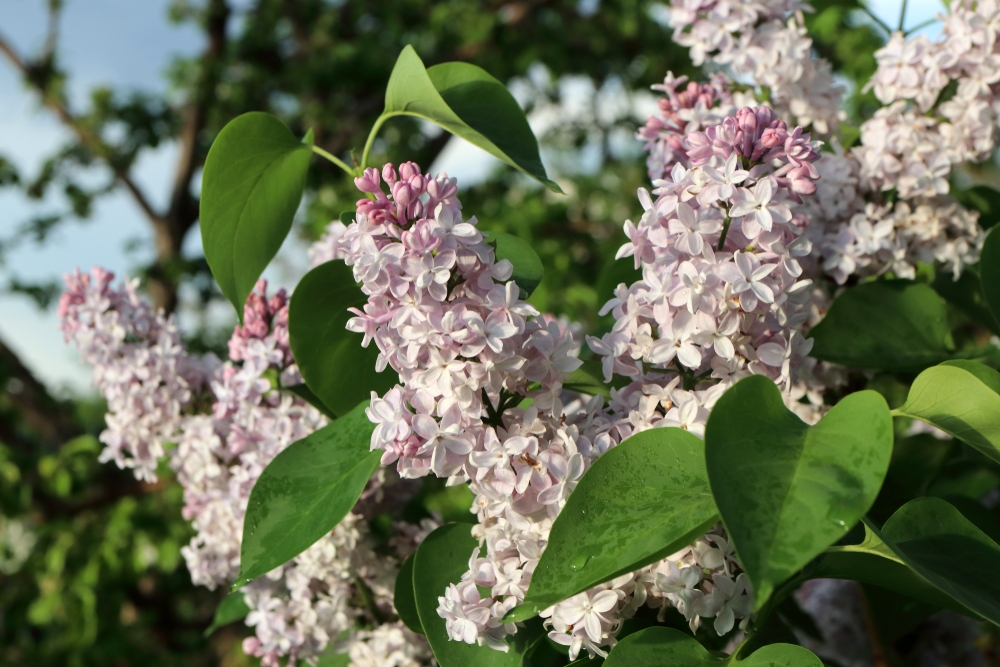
[811,280,961,371]
[204,592,250,637]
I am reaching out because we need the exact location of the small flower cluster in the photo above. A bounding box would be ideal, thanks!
[59,267,215,481]
[856,2,1000,198]
[819,197,983,284]
[326,162,583,480]
[60,269,433,667]
[666,0,844,136]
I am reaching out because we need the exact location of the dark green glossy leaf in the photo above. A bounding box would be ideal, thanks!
[602,626,822,666]
[289,260,397,418]
[705,376,893,610]
[870,433,954,524]
[203,592,249,637]
[395,553,423,634]
[932,267,1000,336]
[514,428,717,620]
[814,521,975,615]
[201,112,313,319]
[413,524,529,667]
[383,46,560,192]
[810,280,958,371]
[981,227,1000,324]
[485,232,544,297]
[235,402,380,589]
[284,383,337,420]
[893,361,1000,464]
[881,497,1000,625]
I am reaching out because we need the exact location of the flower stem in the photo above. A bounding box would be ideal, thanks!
[898,0,909,31]
[312,145,356,177]
[858,4,893,35]
[717,215,732,252]
[904,16,937,36]
[361,111,404,170]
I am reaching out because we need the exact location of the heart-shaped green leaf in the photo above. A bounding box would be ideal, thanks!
[514,428,718,620]
[234,402,380,589]
[289,260,398,418]
[203,592,249,637]
[602,627,822,666]
[893,360,1000,464]
[380,45,560,192]
[981,227,1000,324]
[810,280,958,371]
[201,112,313,319]
[484,232,544,297]
[705,376,893,609]
[413,524,534,667]
[394,552,423,634]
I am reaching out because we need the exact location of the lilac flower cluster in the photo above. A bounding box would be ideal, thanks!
[61,270,433,667]
[857,2,1000,199]
[658,1,988,286]
[59,267,215,481]
[666,0,844,136]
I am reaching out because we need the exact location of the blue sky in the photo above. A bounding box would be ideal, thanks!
[0,0,944,395]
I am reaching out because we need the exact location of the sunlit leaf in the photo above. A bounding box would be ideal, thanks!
[234,402,380,589]
[513,428,718,620]
[382,46,560,192]
[201,112,312,319]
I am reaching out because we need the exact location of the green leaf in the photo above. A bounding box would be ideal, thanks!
[413,524,532,667]
[394,553,423,634]
[893,360,1000,464]
[484,232,544,297]
[603,627,711,666]
[283,383,337,420]
[382,45,560,192]
[981,227,1000,324]
[289,260,398,418]
[602,627,822,666]
[203,592,250,637]
[200,112,313,319]
[562,359,629,398]
[815,521,975,615]
[514,428,718,620]
[881,497,1000,625]
[810,280,958,371]
[234,402,380,589]
[705,376,893,610]
[739,644,824,667]
[932,267,1000,336]
[954,184,1000,229]
[314,653,351,667]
